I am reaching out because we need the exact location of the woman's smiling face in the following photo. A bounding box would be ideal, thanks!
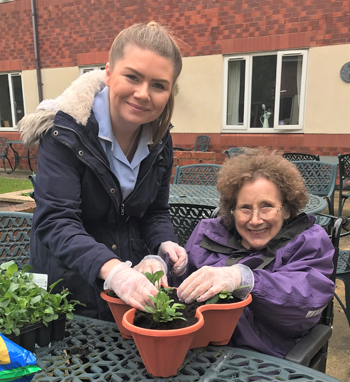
[234,178,290,250]
[104,44,174,132]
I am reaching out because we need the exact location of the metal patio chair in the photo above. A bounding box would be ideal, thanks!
[292,161,338,231]
[224,147,244,158]
[169,203,217,247]
[0,211,33,269]
[173,135,210,152]
[283,152,320,161]
[173,164,221,186]
[337,153,350,216]
[285,216,345,372]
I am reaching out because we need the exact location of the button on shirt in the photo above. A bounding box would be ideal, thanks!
[92,87,153,201]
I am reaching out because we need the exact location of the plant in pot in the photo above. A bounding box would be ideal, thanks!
[100,269,165,339]
[122,271,252,377]
[122,279,204,378]
[0,260,85,352]
[191,289,252,349]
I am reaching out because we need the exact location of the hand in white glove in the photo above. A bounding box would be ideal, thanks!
[158,241,188,276]
[133,255,168,286]
[103,261,158,311]
[177,264,254,304]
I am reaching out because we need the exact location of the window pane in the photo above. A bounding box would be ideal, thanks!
[226,60,245,125]
[279,55,303,125]
[250,55,277,128]
[0,75,13,128]
[12,74,24,125]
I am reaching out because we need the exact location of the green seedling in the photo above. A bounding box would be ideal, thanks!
[0,260,85,336]
[205,285,252,305]
[144,270,164,288]
[145,290,187,323]
[205,291,234,304]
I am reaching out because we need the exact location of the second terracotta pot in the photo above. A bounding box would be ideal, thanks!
[190,293,253,349]
[100,290,133,339]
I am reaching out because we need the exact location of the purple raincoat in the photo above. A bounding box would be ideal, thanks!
[173,214,335,358]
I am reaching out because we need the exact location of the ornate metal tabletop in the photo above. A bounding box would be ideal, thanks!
[169,184,328,215]
[32,315,341,381]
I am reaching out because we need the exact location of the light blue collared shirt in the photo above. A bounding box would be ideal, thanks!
[92,87,152,201]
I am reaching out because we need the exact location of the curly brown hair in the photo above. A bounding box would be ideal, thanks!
[217,148,308,225]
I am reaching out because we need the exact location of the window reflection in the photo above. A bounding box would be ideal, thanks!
[278,55,303,125]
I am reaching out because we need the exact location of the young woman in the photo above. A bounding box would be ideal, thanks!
[19,22,187,320]
[176,150,335,358]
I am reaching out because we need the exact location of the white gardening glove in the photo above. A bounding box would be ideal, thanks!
[158,241,188,277]
[133,255,168,286]
[103,261,158,311]
[177,264,254,304]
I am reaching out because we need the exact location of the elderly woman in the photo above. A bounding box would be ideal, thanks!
[176,149,335,358]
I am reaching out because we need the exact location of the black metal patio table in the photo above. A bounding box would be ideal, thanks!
[32,315,341,382]
[169,184,328,215]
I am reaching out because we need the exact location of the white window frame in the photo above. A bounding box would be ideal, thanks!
[222,50,308,133]
[79,65,105,75]
[0,72,25,131]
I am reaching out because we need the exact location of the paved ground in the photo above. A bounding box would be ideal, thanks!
[1,169,350,380]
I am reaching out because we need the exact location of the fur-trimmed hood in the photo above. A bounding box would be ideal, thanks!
[18,70,106,147]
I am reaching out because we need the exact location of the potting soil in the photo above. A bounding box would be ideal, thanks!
[133,288,202,330]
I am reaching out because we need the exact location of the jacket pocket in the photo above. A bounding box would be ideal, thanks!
[130,238,151,264]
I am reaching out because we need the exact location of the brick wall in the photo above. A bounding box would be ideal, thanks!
[1,0,350,71]
[171,133,350,159]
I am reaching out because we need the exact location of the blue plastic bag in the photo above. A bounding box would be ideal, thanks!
[0,333,40,381]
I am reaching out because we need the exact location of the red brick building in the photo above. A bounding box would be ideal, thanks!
[1,0,350,168]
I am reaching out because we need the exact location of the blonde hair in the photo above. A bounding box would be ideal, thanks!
[217,149,309,225]
[109,22,182,147]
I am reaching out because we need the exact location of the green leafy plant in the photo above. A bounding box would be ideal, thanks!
[205,285,252,305]
[205,291,235,304]
[143,270,164,288]
[0,260,85,336]
[145,290,186,323]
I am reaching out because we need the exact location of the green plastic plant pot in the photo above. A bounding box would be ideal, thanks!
[122,308,204,378]
[190,293,252,349]
[100,290,133,339]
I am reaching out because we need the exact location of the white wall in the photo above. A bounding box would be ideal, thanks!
[22,67,80,113]
[172,54,223,133]
[305,44,350,134]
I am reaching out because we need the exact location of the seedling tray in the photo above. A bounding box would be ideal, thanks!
[6,315,66,353]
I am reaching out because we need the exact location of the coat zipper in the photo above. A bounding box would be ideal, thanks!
[54,123,166,217]
[54,124,122,212]
[120,142,165,215]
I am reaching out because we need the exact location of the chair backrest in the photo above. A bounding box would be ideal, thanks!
[224,147,244,158]
[302,217,342,372]
[292,160,338,202]
[169,203,217,247]
[0,211,33,269]
[173,164,221,186]
[283,152,320,161]
[338,154,350,212]
[194,135,210,152]
[0,137,9,157]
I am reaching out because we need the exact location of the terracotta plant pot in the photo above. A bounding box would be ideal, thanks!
[122,308,204,377]
[190,294,252,349]
[100,290,133,339]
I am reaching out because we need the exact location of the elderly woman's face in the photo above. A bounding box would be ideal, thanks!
[234,178,290,250]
